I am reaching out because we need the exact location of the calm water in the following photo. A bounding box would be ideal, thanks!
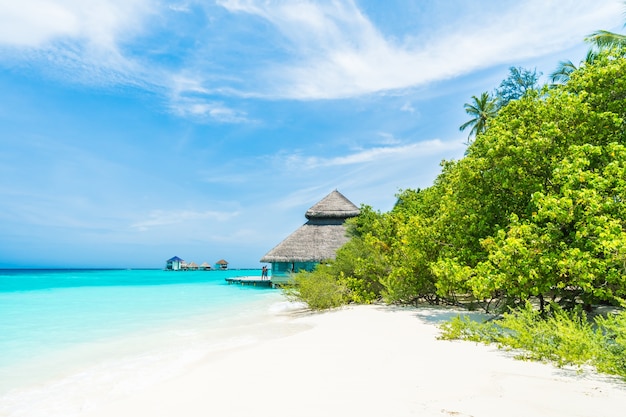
[0,269,287,416]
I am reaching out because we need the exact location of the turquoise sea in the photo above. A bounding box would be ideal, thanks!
[0,269,289,417]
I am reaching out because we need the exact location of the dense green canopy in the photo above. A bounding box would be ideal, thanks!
[290,48,626,313]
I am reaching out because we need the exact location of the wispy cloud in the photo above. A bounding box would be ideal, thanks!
[1,0,622,112]
[0,0,151,53]
[0,0,155,91]
[282,139,465,170]
[255,137,468,216]
[376,132,403,146]
[169,96,250,123]
[400,102,415,114]
[130,209,240,232]
[217,0,623,99]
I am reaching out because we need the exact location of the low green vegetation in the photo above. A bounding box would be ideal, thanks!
[439,303,626,379]
[283,30,626,377]
[283,267,348,310]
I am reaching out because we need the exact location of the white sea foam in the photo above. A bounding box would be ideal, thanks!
[268,300,308,313]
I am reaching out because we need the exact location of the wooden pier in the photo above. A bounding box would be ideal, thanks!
[225,276,274,287]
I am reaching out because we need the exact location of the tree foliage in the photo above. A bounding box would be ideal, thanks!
[549,50,598,85]
[586,30,626,51]
[459,92,498,141]
[553,1,626,86]
[495,66,542,107]
[287,48,626,315]
[441,49,626,311]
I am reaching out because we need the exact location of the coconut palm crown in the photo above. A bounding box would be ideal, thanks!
[459,92,498,142]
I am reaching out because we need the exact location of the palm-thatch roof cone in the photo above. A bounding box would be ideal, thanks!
[261,190,360,282]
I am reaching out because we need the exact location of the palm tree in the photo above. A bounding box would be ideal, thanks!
[550,60,578,85]
[585,29,626,50]
[459,92,498,142]
[584,1,626,52]
[552,2,626,86]
[549,50,598,85]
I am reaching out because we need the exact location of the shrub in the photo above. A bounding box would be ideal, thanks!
[439,315,500,343]
[439,303,626,379]
[594,310,626,376]
[283,269,348,310]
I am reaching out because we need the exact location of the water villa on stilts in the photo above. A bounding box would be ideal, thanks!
[165,256,213,271]
[215,259,229,270]
[260,189,360,286]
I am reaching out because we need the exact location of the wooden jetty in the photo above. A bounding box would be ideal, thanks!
[225,276,274,287]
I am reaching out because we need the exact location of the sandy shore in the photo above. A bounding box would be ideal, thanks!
[82,304,626,417]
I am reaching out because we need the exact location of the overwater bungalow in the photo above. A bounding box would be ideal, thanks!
[216,259,228,270]
[187,261,199,270]
[260,190,360,284]
[200,262,212,270]
[166,256,185,271]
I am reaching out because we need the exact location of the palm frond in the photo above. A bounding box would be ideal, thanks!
[459,92,498,141]
[459,119,476,132]
[584,49,598,66]
[550,60,576,84]
[585,30,626,49]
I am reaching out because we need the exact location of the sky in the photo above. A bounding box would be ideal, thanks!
[0,0,623,269]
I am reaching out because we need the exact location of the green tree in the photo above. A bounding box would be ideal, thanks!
[549,50,597,85]
[452,50,626,310]
[496,66,541,107]
[586,30,626,50]
[550,59,578,85]
[459,92,498,142]
[551,3,625,86]
[378,188,444,304]
[288,49,626,313]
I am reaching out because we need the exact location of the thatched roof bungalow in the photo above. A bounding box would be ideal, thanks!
[215,259,228,270]
[260,190,360,284]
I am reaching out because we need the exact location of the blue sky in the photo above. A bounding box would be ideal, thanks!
[0,0,623,269]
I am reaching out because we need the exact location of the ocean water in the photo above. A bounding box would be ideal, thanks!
[0,269,292,417]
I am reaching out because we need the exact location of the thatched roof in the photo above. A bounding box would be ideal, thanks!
[305,190,361,219]
[216,259,228,265]
[260,190,360,263]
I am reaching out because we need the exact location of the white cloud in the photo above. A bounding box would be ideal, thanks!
[0,0,151,49]
[170,96,250,123]
[2,0,623,111]
[0,1,79,47]
[218,0,624,99]
[169,2,192,13]
[400,102,415,114]
[0,0,156,91]
[130,209,240,231]
[257,137,468,215]
[283,139,465,170]
[160,68,254,123]
[376,132,402,146]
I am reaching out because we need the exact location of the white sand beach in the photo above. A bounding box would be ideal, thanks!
[76,304,626,417]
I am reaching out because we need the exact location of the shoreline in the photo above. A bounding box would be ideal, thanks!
[0,292,293,417]
[74,304,626,417]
